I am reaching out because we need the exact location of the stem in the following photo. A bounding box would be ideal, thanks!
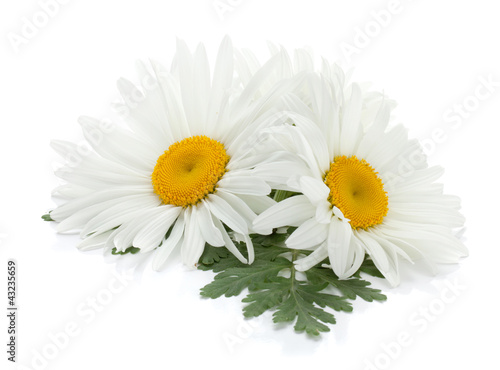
[290,250,299,286]
[273,190,290,202]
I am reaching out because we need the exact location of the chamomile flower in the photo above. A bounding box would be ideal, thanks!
[49,37,292,270]
[253,67,468,286]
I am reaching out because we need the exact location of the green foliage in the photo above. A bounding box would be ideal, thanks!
[41,212,54,221]
[356,258,386,279]
[111,246,140,255]
[198,246,231,265]
[198,232,386,336]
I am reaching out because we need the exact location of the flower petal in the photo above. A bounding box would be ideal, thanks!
[286,218,329,250]
[327,217,354,279]
[197,201,224,247]
[294,243,328,271]
[299,176,330,206]
[133,206,181,252]
[253,195,315,235]
[152,217,185,271]
[206,193,248,235]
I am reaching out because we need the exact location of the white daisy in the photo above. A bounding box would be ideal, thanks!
[253,66,468,286]
[49,37,293,270]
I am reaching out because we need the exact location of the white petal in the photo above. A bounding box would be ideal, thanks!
[231,52,282,114]
[359,230,400,285]
[286,112,330,172]
[151,66,189,142]
[341,236,365,278]
[388,203,465,228]
[253,195,315,235]
[286,218,329,250]
[190,43,210,134]
[77,231,112,251]
[241,233,255,264]
[152,217,185,271]
[115,76,173,148]
[212,217,247,264]
[386,166,444,195]
[356,99,392,159]
[78,116,157,173]
[207,36,233,131]
[217,190,257,230]
[50,140,78,159]
[79,194,160,237]
[236,194,277,214]
[218,175,271,196]
[339,83,363,156]
[112,213,155,252]
[206,193,248,235]
[294,243,328,271]
[355,231,390,273]
[197,201,224,247]
[174,38,195,136]
[288,126,324,180]
[181,207,207,267]
[51,188,151,221]
[252,159,311,186]
[133,206,181,252]
[380,225,468,262]
[327,217,354,279]
[374,228,423,261]
[299,176,330,206]
[316,200,333,224]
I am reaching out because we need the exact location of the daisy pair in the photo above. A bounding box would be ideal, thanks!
[47,38,467,287]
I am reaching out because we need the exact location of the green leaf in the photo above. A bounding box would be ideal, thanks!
[198,244,251,273]
[274,287,335,335]
[111,246,140,255]
[242,279,290,317]
[201,257,290,298]
[42,212,54,221]
[306,268,387,302]
[198,245,230,267]
[357,257,385,279]
[198,232,387,336]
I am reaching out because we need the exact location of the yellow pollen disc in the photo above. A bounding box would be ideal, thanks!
[152,135,230,207]
[324,155,388,230]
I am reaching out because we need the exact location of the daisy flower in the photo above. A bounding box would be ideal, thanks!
[49,37,292,270]
[253,66,468,286]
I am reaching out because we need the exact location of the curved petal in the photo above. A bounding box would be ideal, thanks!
[299,176,330,206]
[206,193,248,235]
[212,217,247,264]
[133,206,181,252]
[152,217,185,271]
[294,243,328,271]
[286,218,329,250]
[236,194,277,214]
[77,231,113,251]
[218,175,271,196]
[253,195,316,235]
[197,201,224,247]
[327,217,354,279]
[356,231,390,274]
[181,208,206,267]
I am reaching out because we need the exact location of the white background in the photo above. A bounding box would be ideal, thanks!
[1,0,499,369]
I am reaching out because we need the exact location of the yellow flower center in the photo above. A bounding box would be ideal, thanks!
[152,135,230,207]
[324,155,388,230]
